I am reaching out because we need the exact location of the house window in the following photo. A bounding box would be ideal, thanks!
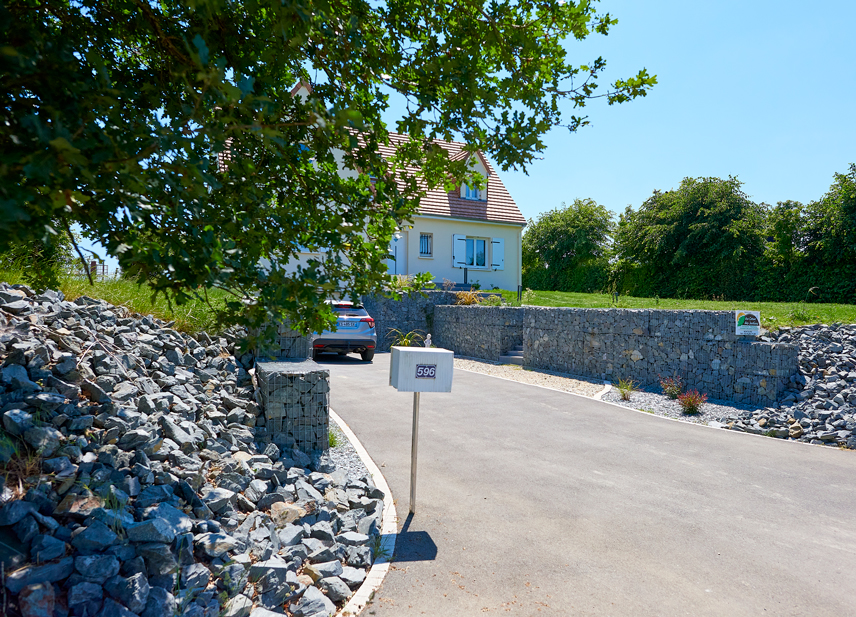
[453,234,503,270]
[419,233,433,258]
[464,238,487,267]
[462,180,488,200]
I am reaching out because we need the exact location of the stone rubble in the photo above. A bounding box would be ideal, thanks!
[0,283,384,617]
[712,324,856,448]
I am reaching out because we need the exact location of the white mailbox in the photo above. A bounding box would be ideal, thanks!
[389,345,454,515]
[389,346,454,393]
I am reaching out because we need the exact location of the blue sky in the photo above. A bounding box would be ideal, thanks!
[84,0,855,270]
[498,0,856,223]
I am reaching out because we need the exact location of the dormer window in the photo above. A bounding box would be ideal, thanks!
[459,151,490,200]
[461,180,487,201]
[463,183,482,200]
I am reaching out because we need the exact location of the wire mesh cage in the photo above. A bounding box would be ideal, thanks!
[256,360,329,452]
[255,322,314,360]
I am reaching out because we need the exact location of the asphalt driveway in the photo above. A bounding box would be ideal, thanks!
[322,352,856,616]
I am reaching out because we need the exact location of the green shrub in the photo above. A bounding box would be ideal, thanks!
[480,294,503,306]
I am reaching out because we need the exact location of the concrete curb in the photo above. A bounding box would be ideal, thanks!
[593,380,612,400]
[330,408,397,616]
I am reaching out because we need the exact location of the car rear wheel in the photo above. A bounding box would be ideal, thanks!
[360,349,375,362]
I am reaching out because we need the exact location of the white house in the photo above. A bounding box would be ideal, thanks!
[378,133,525,291]
[289,84,526,291]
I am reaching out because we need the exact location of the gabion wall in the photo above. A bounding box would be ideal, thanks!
[434,305,524,358]
[255,321,313,360]
[434,306,799,405]
[362,291,458,351]
[255,360,329,452]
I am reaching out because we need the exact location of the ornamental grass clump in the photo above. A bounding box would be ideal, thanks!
[454,290,482,305]
[659,374,683,399]
[617,378,638,401]
[678,389,707,414]
[387,328,426,347]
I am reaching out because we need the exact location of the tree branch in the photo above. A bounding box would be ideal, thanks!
[60,206,94,286]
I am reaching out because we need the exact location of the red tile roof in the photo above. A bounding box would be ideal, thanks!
[376,133,526,226]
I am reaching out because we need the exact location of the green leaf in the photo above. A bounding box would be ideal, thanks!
[193,34,209,66]
[48,137,79,153]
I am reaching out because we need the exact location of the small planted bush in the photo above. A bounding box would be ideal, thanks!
[480,294,503,306]
[617,378,638,401]
[678,389,707,414]
[387,328,426,347]
[659,374,683,399]
[454,290,482,305]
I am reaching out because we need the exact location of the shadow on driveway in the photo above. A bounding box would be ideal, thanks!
[388,513,437,563]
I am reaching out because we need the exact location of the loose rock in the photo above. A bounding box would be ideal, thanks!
[0,284,379,617]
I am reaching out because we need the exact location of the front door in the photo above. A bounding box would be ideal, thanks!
[386,233,407,275]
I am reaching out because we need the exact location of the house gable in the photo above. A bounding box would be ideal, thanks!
[376,134,526,226]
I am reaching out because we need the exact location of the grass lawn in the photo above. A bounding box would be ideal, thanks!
[5,265,853,334]
[0,269,229,334]
[490,289,856,329]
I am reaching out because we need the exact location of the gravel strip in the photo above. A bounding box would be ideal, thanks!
[454,356,605,397]
[328,420,370,479]
[602,386,764,425]
[454,356,766,427]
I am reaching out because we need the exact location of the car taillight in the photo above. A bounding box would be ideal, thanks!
[360,317,375,328]
[314,343,325,348]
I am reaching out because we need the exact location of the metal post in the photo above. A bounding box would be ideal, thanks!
[410,391,420,514]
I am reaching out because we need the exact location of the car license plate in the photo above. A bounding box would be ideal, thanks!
[340,321,357,327]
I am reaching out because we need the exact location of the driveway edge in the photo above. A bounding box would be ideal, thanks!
[330,408,398,616]
[454,366,840,451]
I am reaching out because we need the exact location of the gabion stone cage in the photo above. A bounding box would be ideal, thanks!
[255,322,313,360]
[256,360,329,452]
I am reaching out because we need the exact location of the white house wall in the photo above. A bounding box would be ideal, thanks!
[404,215,522,291]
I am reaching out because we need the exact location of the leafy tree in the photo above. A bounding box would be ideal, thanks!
[522,198,614,292]
[763,200,806,270]
[760,164,856,304]
[614,176,765,300]
[803,164,856,265]
[753,200,809,302]
[1,0,655,339]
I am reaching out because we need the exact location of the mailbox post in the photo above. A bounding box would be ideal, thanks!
[389,346,454,514]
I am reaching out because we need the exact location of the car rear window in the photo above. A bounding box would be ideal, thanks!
[333,304,367,317]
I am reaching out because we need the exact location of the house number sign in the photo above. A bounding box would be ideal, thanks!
[415,364,437,379]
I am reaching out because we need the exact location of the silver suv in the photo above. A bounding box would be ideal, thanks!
[312,301,377,361]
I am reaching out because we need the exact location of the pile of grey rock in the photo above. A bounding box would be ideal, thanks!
[714,324,856,448]
[0,283,384,617]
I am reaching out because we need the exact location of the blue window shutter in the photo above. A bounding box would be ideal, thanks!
[490,238,505,270]
[452,234,467,268]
